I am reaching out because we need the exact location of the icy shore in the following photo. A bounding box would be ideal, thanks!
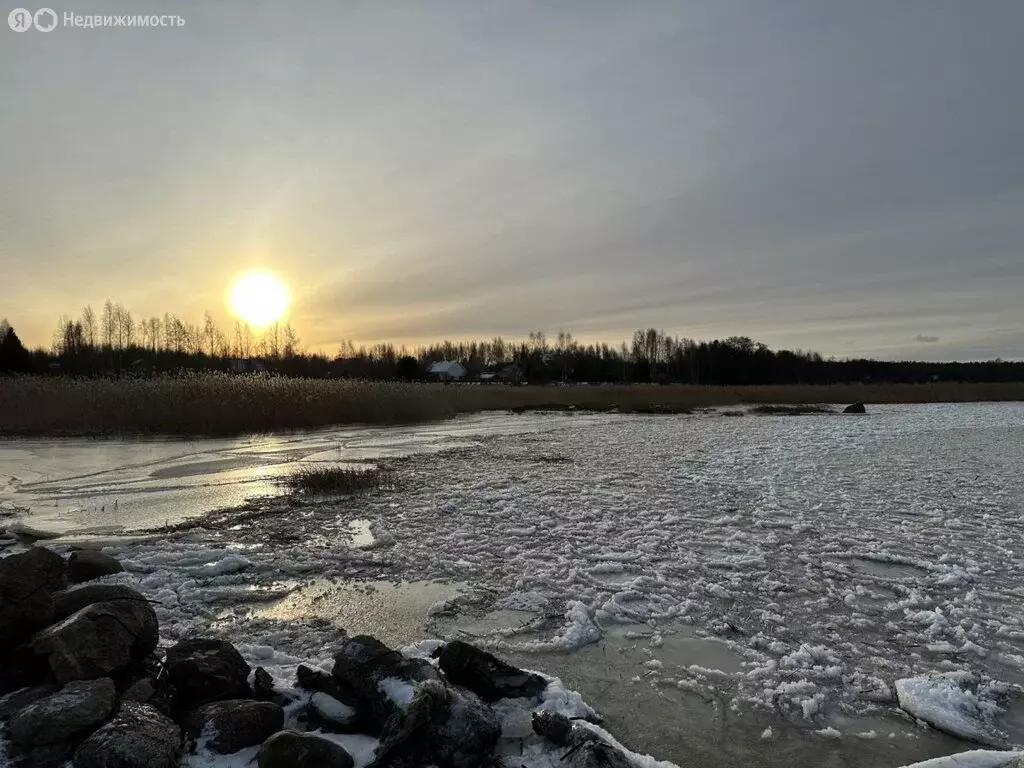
[3,403,1024,766]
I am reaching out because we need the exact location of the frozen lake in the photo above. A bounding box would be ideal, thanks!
[3,402,1024,766]
[0,411,574,535]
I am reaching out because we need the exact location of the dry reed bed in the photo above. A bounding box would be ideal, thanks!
[1,374,1022,437]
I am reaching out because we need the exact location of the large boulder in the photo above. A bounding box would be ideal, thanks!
[331,635,439,732]
[32,599,158,684]
[53,584,148,622]
[73,702,181,768]
[0,547,69,650]
[67,551,124,583]
[164,638,252,715]
[184,699,284,754]
[257,730,354,768]
[436,640,547,702]
[843,402,867,414]
[8,678,116,745]
[0,683,60,719]
[369,680,500,768]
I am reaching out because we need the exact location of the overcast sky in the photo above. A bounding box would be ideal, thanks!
[2,1,1022,360]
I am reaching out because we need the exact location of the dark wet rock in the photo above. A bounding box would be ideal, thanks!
[257,730,354,768]
[331,635,439,732]
[67,551,124,583]
[562,738,635,768]
[0,683,60,719]
[7,741,79,768]
[0,547,69,651]
[184,699,284,755]
[123,677,157,703]
[53,584,149,622]
[164,638,252,715]
[8,678,116,745]
[254,667,275,701]
[532,710,573,745]
[121,673,173,716]
[369,679,500,768]
[843,402,867,414]
[436,640,547,702]
[32,599,158,684]
[73,701,181,768]
[532,710,633,768]
[0,643,54,694]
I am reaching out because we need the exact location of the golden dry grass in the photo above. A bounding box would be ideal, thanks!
[1,374,1021,437]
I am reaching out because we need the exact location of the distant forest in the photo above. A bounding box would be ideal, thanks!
[0,303,1022,385]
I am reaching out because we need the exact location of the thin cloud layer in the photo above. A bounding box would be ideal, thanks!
[1,1,1022,361]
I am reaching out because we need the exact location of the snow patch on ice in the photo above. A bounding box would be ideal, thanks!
[896,676,1006,747]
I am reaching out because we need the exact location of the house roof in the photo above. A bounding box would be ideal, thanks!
[427,361,465,374]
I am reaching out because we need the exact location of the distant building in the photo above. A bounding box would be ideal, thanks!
[479,363,523,384]
[427,361,468,381]
[229,358,267,373]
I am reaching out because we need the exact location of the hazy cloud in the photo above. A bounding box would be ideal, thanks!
[1,1,1022,360]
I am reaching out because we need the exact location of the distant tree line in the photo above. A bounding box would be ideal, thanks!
[337,329,1024,385]
[0,308,1021,385]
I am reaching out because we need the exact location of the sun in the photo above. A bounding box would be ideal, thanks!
[228,271,290,328]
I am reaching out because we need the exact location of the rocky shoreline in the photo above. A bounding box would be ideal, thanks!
[0,545,663,768]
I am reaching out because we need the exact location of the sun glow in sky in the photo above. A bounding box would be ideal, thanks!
[2,3,1022,360]
[228,272,290,329]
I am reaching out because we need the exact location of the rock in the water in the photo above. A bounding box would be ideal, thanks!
[331,635,439,732]
[67,551,124,583]
[532,710,633,768]
[32,599,158,684]
[436,640,547,702]
[164,638,252,714]
[843,402,866,414]
[0,547,69,650]
[369,679,500,768]
[184,699,284,755]
[73,701,181,768]
[257,730,354,768]
[8,678,116,745]
[532,710,573,745]
[254,667,275,701]
[53,584,149,622]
